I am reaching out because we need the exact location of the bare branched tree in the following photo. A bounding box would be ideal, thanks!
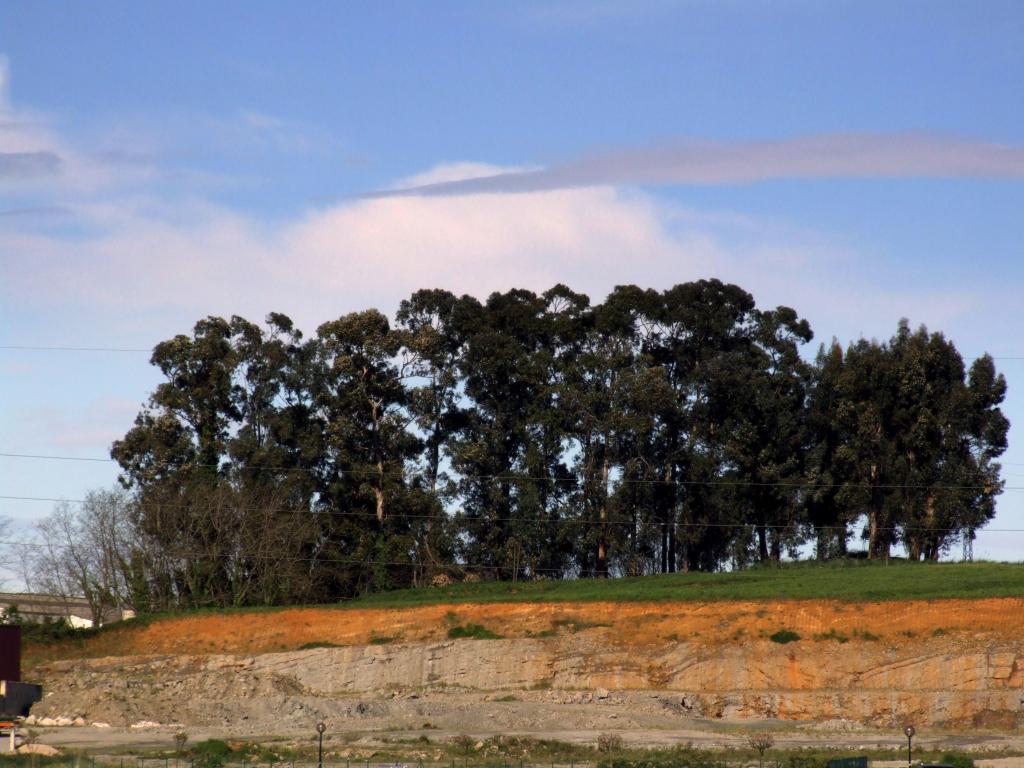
[748,732,775,768]
[0,515,12,591]
[23,489,140,624]
[133,482,319,610]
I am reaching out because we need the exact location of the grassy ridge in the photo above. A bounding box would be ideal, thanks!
[20,560,1024,662]
[28,560,1024,648]
[349,560,1024,608]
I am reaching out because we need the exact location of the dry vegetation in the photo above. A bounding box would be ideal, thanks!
[23,595,1024,664]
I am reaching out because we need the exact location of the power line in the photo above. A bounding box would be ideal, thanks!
[0,527,1013,561]
[2,343,1023,362]
[2,447,1006,468]
[0,493,1020,531]
[0,470,1017,494]
[0,451,1016,491]
[0,543,573,571]
[0,345,151,353]
[0,452,111,463]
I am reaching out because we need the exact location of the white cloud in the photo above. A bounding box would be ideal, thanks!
[2,179,722,334]
[0,59,1006,346]
[0,147,994,349]
[0,67,154,194]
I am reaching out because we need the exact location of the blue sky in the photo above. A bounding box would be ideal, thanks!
[2,0,1024,574]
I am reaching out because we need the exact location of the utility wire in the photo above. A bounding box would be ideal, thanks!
[0,545,573,571]
[2,344,1023,362]
[0,345,151,353]
[0,494,1020,532]
[0,548,997,569]
[0,453,1014,491]
[8,450,1018,467]
[0,528,1009,562]
[0,452,111,463]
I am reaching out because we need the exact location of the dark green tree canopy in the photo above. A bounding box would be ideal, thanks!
[109,283,1009,608]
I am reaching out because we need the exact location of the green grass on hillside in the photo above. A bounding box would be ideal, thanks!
[347,560,1024,609]
[26,561,1024,653]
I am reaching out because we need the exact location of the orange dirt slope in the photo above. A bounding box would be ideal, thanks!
[26,597,1024,662]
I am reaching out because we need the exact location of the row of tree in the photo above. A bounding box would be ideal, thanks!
[23,280,1009,614]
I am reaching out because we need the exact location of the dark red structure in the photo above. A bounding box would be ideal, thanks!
[0,627,19,682]
[1,625,40,721]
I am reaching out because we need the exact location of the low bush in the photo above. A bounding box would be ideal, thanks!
[298,641,339,650]
[939,752,975,768]
[191,739,234,768]
[447,623,502,639]
[814,629,849,643]
[597,747,722,768]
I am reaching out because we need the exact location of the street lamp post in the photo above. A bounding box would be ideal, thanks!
[317,722,326,768]
[903,724,916,768]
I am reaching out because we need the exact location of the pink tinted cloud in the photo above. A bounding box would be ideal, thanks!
[371,133,1024,197]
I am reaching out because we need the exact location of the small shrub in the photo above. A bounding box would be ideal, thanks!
[193,739,232,758]
[452,734,475,754]
[191,739,234,768]
[298,641,340,650]
[495,694,520,702]
[597,733,624,753]
[748,732,775,768]
[596,747,722,768]
[11,613,96,644]
[174,732,189,752]
[369,634,396,645]
[813,629,849,643]
[854,629,880,641]
[939,753,975,768]
[769,630,800,644]
[448,623,502,640]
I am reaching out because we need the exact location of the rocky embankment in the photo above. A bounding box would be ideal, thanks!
[26,622,1024,734]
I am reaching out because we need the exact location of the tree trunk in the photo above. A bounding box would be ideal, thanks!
[660,521,668,574]
[867,509,879,559]
[667,517,676,573]
[908,538,922,561]
[596,455,609,577]
[373,461,385,523]
[866,464,882,559]
[757,524,769,561]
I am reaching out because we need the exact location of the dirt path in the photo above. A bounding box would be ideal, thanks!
[32,721,1024,755]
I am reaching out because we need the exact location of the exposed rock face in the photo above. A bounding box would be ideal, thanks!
[29,633,1024,730]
